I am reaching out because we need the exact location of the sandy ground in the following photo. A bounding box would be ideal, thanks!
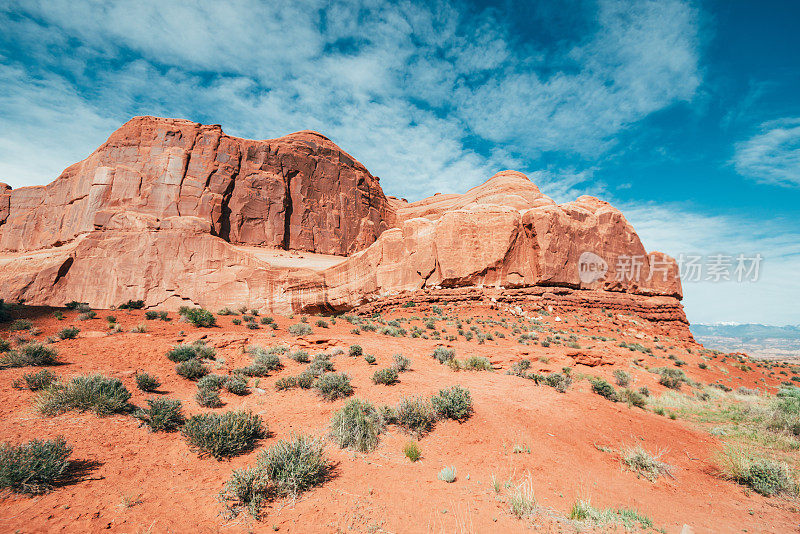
[1,302,798,533]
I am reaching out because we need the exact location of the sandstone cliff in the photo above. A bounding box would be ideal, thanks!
[0,117,684,319]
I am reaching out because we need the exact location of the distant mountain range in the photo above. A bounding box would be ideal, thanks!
[691,323,800,361]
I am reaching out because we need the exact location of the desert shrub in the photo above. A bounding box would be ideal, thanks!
[256,435,328,497]
[431,385,473,421]
[9,319,32,331]
[55,326,80,340]
[135,398,184,432]
[176,359,210,380]
[288,322,312,336]
[158,311,169,321]
[0,338,10,353]
[349,344,363,357]
[64,301,84,310]
[274,376,297,391]
[289,350,310,363]
[296,371,316,389]
[437,466,457,483]
[543,372,572,393]
[620,388,647,409]
[308,354,334,375]
[196,387,223,408]
[391,353,411,372]
[638,386,650,397]
[364,354,376,365]
[590,378,618,402]
[37,374,131,416]
[330,398,384,452]
[181,410,265,459]
[135,372,160,392]
[463,356,492,371]
[432,347,455,364]
[179,307,216,327]
[315,319,328,328]
[197,374,227,391]
[77,311,96,321]
[12,369,57,391]
[225,375,249,396]
[698,362,708,369]
[118,299,145,310]
[654,367,687,389]
[219,466,270,519]
[372,367,399,385]
[403,441,421,462]
[260,316,274,325]
[621,445,673,481]
[145,311,159,320]
[509,482,536,519]
[0,437,72,494]
[0,342,59,369]
[232,318,241,325]
[166,341,215,362]
[613,369,631,387]
[130,323,148,333]
[396,397,436,436]
[718,444,798,496]
[313,373,353,401]
[239,352,282,377]
[509,359,532,376]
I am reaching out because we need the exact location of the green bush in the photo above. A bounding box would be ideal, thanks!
[181,410,265,459]
[145,311,159,320]
[57,326,80,340]
[613,369,631,387]
[590,378,618,402]
[197,374,227,390]
[166,341,215,362]
[431,385,473,421]
[349,344,363,357]
[225,375,249,396]
[364,354,376,365]
[37,374,131,416]
[135,372,160,392]
[0,342,59,368]
[256,435,328,497]
[313,373,353,401]
[396,397,436,436]
[179,307,217,327]
[308,354,334,375]
[620,388,647,409]
[274,376,298,391]
[196,387,223,408]
[288,323,312,336]
[118,299,145,310]
[432,347,455,364]
[176,359,209,380]
[12,369,57,391]
[315,319,328,328]
[740,460,797,496]
[403,441,421,462]
[219,466,269,519]
[372,367,399,385]
[392,354,411,372]
[289,350,310,363]
[463,356,492,371]
[135,398,184,432]
[330,398,384,452]
[9,319,33,331]
[655,367,687,389]
[238,347,282,376]
[0,437,72,494]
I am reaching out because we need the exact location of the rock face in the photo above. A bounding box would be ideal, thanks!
[0,116,684,319]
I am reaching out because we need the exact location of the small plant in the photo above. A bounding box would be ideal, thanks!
[12,369,57,391]
[509,481,536,519]
[196,387,223,408]
[256,435,328,497]
[218,466,268,519]
[612,369,630,387]
[289,350,310,363]
[179,307,217,327]
[396,397,436,436]
[9,319,33,331]
[717,444,798,496]
[166,341,215,362]
[655,367,687,389]
[57,326,80,340]
[590,378,618,402]
[391,353,411,372]
[315,319,329,328]
[135,372,160,392]
[372,367,399,385]
[313,373,353,401]
[307,354,334,375]
[403,441,422,462]
[288,322,312,336]
[77,311,96,321]
[0,342,59,368]
[135,398,184,432]
[225,375,249,396]
[437,466,457,483]
[176,359,210,380]
[619,388,647,408]
[0,437,72,494]
[197,374,227,391]
[330,398,384,452]
[145,311,159,320]
[118,299,145,310]
[349,344,363,357]
[364,354,376,365]
[37,374,131,416]
[621,445,673,482]
[181,410,265,459]
[432,347,455,364]
[431,385,473,421]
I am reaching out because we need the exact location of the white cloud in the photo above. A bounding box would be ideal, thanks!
[0,0,702,200]
[733,118,800,187]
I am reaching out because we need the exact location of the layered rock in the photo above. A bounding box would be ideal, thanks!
[0,116,684,320]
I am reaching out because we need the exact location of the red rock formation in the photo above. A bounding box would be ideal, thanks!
[0,117,685,321]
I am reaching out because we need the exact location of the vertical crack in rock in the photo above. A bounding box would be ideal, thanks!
[282,169,299,251]
[217,151,241,242]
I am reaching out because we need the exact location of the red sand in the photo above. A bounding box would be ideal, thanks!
[1,303,798,533]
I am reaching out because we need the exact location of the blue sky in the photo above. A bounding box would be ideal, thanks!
[1,0,798,325]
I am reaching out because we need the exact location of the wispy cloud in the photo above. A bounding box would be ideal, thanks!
[0,0,701,201]
[733,118,800,187]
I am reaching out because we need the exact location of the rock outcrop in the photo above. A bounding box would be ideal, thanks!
[0,116,685,319]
